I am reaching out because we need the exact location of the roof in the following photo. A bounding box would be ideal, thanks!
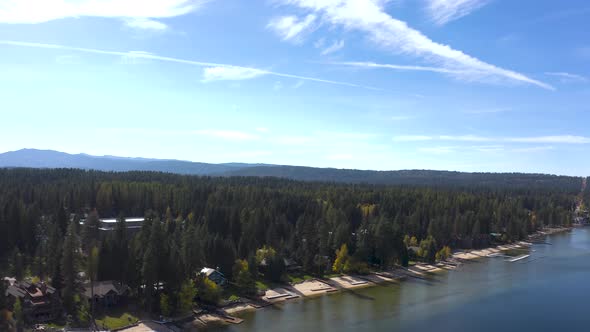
[200,268,216,276]
[83,281,129,298]
[5,281,56,299]
[100,218,144,223]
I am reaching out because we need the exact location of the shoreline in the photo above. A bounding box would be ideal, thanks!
[189,226,572,329]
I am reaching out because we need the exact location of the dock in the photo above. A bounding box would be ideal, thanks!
[508,254,530,262]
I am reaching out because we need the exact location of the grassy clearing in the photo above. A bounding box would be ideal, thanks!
[255,280,270,291]
[286,274,314,284]
[94,310,139,330]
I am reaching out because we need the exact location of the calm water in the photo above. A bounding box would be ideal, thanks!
[210,228,590,332]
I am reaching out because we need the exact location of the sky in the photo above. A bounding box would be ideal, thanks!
[0,0,589,176]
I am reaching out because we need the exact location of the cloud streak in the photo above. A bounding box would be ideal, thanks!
[0,0,207,24]
[545,72,588,83]
[193,129,261,141]
[0,40,380,90]
[321,39,345,55]
[267,14,317,43]
[202,66,266,81]
[426,0,492,25]
[394,135,590,144]
[274,0,552,90]
[125,18,168,31]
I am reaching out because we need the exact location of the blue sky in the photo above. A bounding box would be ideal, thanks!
[0,0,589,175]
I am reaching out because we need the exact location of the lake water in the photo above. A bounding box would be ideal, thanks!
[209,228,590,332]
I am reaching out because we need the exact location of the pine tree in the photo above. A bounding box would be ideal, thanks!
[61,221,79,314]
[14,298,23,332]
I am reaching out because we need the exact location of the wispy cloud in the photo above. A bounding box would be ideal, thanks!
[292,80,305,89]
[330,61,463,74]
[394,135,590,144]
[463,107,512,114]
[325,153,354,160]
[418,144,554,154]
[0,40,379,90]
[119,51,153,65]
[193,130,260,141]
[426,0,492,25]
[273,81,284,91]
[267,14,317,43]
[202,66,266,81]
[274,0,552,90]
[545,72,588,83]
[394,135,433,142]
[0,0,208,24]
[390,115,413,121]
[506,136,590,144]
[124,18,168,31]
[320,39,345,55]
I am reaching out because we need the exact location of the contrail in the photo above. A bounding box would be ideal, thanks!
[0,40,381,90]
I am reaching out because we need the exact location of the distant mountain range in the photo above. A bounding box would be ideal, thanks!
[0,149,581,189]
[0,149,268,175]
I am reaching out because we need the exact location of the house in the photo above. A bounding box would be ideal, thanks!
[259,258,301,272]
[79,217,145,233]
[97,218,144,232]
[82,281,129,308]
[200,268,227,286]
[5,281,61,322]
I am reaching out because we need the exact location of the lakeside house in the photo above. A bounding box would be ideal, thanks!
[79,217,145,233]
[82,281,130,308]
[4,280,61,322]
[97,218,144,232]
[200,268,227,286]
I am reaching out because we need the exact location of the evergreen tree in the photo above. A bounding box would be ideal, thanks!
[60,221,79,314]
[14,298,23,332]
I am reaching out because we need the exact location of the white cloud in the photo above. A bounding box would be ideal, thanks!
[125,18,168,31]
[193,130,260,141]
[267,14,317,43]
[331,61,463,74]
[55,54,80,64]
[425,0,492,25]
[394,134,590,144]
[326,153,354,160]
[202,66,267,81]
[292,80,305,88]
[506,136,590,144]
[0,40,379,89]
[393,135,433,141]
[0,0,207,24]
[273,81,284,91]
[463,107,512,114]
[545,72,588,83]
[120,50,153,64]
[320,39,345,55]
[314,37,326,48]
[418,144,555,154]
[418,146,456,154]
[274,0,552,89]
[511,146,554,153]
[439,135,490,142]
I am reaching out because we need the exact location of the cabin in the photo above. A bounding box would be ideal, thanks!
[5,281,61,322]
[79,217,145,235]
[82,281,130,308]
[200,268,227,286]
[98,218,144,232]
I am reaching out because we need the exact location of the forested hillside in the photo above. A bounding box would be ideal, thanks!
[0,168,579,318]
[226,166,582,189]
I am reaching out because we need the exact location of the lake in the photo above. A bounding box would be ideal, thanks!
[209,228,590,331]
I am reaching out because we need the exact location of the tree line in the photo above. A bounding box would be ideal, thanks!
[0,168,579,322]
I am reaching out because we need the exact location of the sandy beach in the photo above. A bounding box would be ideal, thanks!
[165,227,572,330]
